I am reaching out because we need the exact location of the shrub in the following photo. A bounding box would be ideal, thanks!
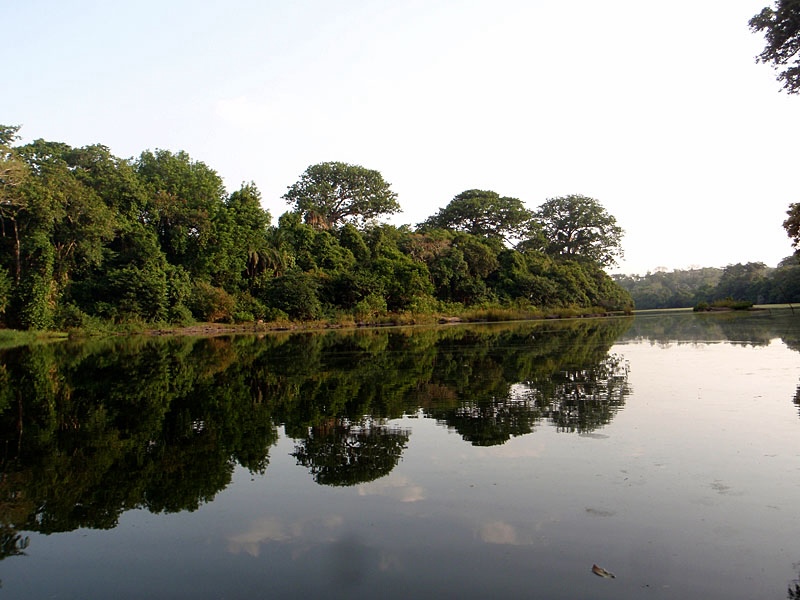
[188,281,236,322]
[353,293,387,321]
[264,273,322,321]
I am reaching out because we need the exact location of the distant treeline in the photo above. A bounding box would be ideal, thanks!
[0,126,632,330]
[613,259,800,309]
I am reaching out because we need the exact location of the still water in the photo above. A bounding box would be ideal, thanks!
[1,310,800,599]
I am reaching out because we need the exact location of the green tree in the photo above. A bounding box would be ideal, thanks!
[0,125,29,285]
[534,194,624,268]
[87,223,171,321]
[750,1,800,94]
[716,262,769,303]
[784,203,800,250]
[215,182,272,292]
[135,149,226,277]
[418,189,536,244]
[423,233,497,305]
[283,162,400,229]
[265,272,322,320]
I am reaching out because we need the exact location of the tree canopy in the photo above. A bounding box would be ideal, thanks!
[283,161,400,229]
[534,194,624,267]
[784,202,800,249]
[0,125,640,331]
[750,1,800,94]
[417,189,535,244]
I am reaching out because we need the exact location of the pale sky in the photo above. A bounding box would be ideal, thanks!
[5,0,798,275]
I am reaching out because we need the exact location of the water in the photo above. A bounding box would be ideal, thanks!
[1,310,799,598]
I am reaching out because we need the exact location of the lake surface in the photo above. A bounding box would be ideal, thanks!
[1,310,800,599]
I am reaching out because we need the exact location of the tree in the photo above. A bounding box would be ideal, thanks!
[135,149,227,276]
[534,194,624,268]
[716,262,769,303]
[0,125,29,284]
[785,203,800,249]
[750,1,800,94]
[418,189,536,244]
[283,162,400,229]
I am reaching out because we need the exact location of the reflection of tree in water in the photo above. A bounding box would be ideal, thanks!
[0,336,278,545]
[446,398,543,446]
[788,564,800,600]
[426,319,633,445]
[433,354,630,444]
[292,418,410,486]
[0,526,29,560]
[528,353,630,433]
[0,319,635,539]
[620,309,800,349]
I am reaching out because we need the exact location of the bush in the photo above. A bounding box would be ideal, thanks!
[234,292,267,321]
[353,293,387,321]
[168,303,194,325]
[264,273,322,321]
[54,303,89,329]
[188,281,236,322]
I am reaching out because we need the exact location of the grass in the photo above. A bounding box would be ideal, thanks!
[0,329,69,350]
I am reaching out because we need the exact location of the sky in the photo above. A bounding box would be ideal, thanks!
[5,0,799,275]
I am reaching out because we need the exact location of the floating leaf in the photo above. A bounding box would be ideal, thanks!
[592,564,615,578]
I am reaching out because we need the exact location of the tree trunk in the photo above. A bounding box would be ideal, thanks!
[13,219,20,285]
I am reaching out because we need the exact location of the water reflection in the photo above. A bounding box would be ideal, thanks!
[292,419,411,486]
[3,310,800,574]
[426,350,629,446]
[620,308,800,347]
[0,318,632,544]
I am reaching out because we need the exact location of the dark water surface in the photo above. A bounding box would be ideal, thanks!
[1,310,800,598]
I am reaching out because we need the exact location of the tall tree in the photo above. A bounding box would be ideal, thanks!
[750,1,800,94]
[418,189,536,244]
[283,162,400,229]
[223,182,273,287]
[533,194,624,268]
[135,149,226,277]
[0,125,29,284]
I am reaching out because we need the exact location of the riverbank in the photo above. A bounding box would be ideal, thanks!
[0,306,633,346]
[146,306,630,336]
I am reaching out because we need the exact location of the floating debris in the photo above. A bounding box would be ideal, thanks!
[592,564,616,578]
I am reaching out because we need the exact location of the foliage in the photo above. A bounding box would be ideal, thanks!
[418,189,536,244]
[534,194,624,267]
[283,161,400,229]
[0,125,638,329]
[750,1,800,94]
[784,203,800,249]
[264,272,322,321]
[616,261,800,309]
[187,281,236,323]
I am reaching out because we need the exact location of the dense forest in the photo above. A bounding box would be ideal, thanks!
[613,257,800,310]
[0,125,633,331]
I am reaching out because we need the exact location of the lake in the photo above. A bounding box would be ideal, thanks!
[1,310,800,599]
